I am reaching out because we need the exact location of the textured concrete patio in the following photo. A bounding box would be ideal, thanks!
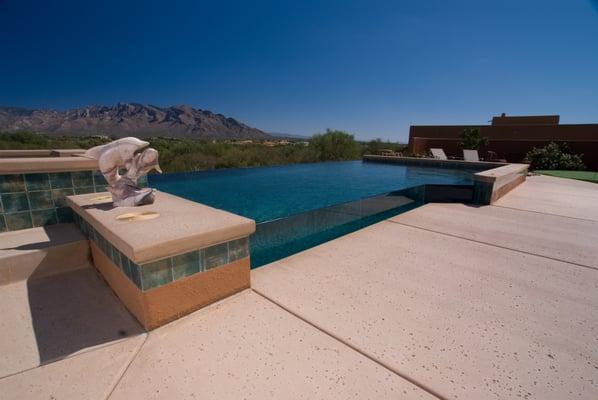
[1,175,597,399]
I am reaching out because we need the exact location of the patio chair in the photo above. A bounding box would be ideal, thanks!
[430,148,448,160]
[463,149,479,162]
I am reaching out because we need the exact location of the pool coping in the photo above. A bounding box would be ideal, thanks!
[362,154,506,170]
[363,155,529,204]
[66,191,255,264]
[0,156,97,174]
[0,149,86,158]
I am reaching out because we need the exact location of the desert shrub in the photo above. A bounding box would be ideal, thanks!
[0,131,110,149]
[525,142,586,170]
[308,129,361,161]
[362,138,407,155]
[0,130,404,172]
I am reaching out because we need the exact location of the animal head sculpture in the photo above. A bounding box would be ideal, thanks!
[84,137,162,207]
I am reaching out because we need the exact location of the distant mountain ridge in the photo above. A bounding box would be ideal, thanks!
[0,103,270,139]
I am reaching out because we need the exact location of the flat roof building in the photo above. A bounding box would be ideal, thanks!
[408,114,598,169]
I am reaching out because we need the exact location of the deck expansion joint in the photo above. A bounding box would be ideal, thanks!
[491,204,598,223]
[0,334,146,382]
[103,334,148,400]
[251,287,447,400]
[385,219,598,272]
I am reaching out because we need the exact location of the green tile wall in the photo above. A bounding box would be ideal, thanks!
[0,170,149,232]
[74,213,249,292]
[0,171,107,232]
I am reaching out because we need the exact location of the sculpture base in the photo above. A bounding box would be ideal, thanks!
[111,187,156,207]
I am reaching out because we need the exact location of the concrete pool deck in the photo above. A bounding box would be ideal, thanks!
[1,175,597,399]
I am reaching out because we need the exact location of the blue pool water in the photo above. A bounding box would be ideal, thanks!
[150,161,474,223]
[150,161,478,267]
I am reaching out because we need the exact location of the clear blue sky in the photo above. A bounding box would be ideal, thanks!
[1,0,597,141]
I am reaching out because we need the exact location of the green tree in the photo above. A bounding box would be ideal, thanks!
[458,127,488,150]
[309,129,361,161]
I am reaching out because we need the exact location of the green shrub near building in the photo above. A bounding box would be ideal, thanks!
[525,142,586,171]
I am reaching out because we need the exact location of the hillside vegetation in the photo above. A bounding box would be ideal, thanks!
[0,130,406,173]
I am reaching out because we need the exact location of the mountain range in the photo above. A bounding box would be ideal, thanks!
[0,103,270,139]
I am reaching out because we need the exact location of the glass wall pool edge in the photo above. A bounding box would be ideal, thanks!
[250,184,437,268]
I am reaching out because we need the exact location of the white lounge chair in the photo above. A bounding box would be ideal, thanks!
[430,148,448,160]
[463,149,479,162]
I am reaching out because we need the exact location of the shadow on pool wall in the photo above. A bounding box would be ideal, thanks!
[249,183,474,268]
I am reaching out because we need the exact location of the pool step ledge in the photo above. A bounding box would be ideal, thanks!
[0,223,92,285]
[473,163,529,204]
[67,191,256,330]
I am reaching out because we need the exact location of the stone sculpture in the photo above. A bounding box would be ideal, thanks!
[84,137,162,207]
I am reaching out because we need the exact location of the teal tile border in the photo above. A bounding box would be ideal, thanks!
[172,251,202,280]
[0,170,108,232]
[52,188,74,207]
[32,209,58,226]
[28,190,53,210]
[72,171,94,187]
[49,172,73,189]
[142,258,174,290]
[73,213,249,292]
[204,242,228,269]
[25,173,50,191]
[1,192,29,213]
[228,237,249,262]
[0,174,25,193]
[5,211,32,230]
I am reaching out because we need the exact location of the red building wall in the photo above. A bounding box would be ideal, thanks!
[408,123,598,170]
